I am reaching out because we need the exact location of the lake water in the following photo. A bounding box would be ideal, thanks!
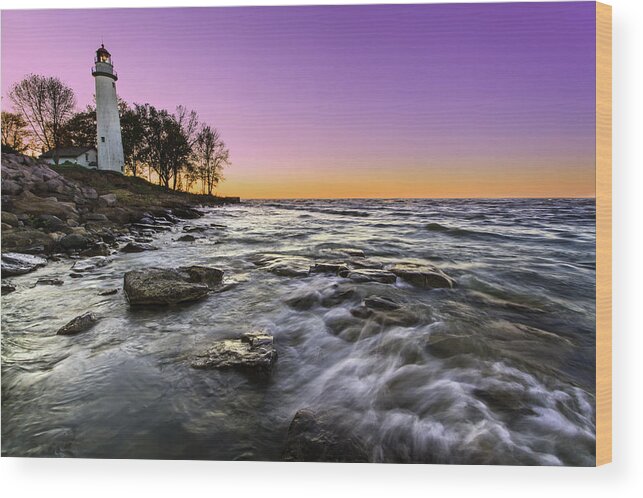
[1,198,596,465]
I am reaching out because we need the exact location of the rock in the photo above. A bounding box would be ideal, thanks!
[182,225,207,233]
[34,214,67,233]
[177,234,196,242]
[59,233,92,251]
[1,179,22,196]
[339,268,397,284]
[389,263,455,289]
[252,254,312,278]
[191,331,277,373]
[1,253,47,277]
[98,193,118,207]
[70,256,110,273]
[120,242,158,253]
[320,284,359,307]
[177,266,224,288]
[123,268,210,305]
[363,296,400,310]
[283,409,368,462]
[99,288,118,296]
[56,312,98,336]
[80,242,111,257]
[1,211,19,227]
[350,259,384,270]
[1,228,56,254]
[172,207,202,219]
[83,213,109,223]
[2,284,17,294]
[11,191,78,220]
[36,277,64,286]
[310,262,349,275]
[285,289,321,310]
[132,223,171,232]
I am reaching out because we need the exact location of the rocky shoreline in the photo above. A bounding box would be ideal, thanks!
[2,152,463,462]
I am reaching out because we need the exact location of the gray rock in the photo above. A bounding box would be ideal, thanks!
[283,409,369,462]
[177,266,224,289]
[123,268,210,305]
[35,214,67,233]
[98,193,118,207]
[389,263,455,289]
[310,262,349,275]
[177,234,196,242]
[1,211,19,227]
[1,252,47,277]
[339,268,397,284]
[98,288,118,296]
[191,331,277,373]
[56,312,98,336]
[70,256,110,273]
[59,233,92,251]
[36,277,64,286]
[363,296,400,310]
[120,242,158,253]
[84,213,109,222]
[2,283,17,294]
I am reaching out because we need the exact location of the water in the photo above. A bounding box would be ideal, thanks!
[1,198,596,465]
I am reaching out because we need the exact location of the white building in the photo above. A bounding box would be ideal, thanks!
[40,146,97,167]
[92,44,125,173]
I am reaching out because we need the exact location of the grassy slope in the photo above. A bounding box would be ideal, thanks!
[52,165,237,210]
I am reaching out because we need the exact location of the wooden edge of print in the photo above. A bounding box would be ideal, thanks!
[595,1,612,467]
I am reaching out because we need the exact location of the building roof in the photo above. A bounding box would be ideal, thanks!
[40,146,95,159]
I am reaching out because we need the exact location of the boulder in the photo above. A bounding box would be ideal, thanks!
[11,191,78,220]
[34,214,67,233]
[177,266,224,289]
[388,263,455,289]
[283,409,369,463]
[70,256,111,274]
[177,234,196,242]
[56,312,98,336]
[172,207,202,219]
[1,228,55,254]
[83,213,110,223]
[120,242,158,253]
[98,193,118,207]
[191,331,277,373]
[1,211,19,227]
[98,288,118,296]
[339,268,397,284]
[123,268,210,305]
[2,284,17,295]
[1,253,47,277]
[310,262,349,275]
[36,277,64,286]
[59,233,92,251]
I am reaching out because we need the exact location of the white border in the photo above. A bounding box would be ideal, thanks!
[1,1,641,496]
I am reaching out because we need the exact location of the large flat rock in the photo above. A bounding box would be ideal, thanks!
[191,331,277,373]
[123,268,210,305]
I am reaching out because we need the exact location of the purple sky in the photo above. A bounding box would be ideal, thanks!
[1,3,596,198]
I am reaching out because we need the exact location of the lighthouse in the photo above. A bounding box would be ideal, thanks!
[92,44,124,173]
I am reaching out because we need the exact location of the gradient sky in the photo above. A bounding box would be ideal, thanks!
[1,3,596,198]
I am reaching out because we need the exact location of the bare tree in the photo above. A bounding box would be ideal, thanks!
[194,125,230,195]
[1,111,29,153]
[9,74,76,164]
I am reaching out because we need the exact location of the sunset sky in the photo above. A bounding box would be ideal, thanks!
[1,3,596,198]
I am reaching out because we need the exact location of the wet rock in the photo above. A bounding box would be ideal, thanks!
[1,252,47,277]
[99,288,118,296]
[172,207,202,219]
[177,266,224,288]
[2,283,17,294]
[310,262,349,275]
[389,263,455,289]
[123,268,210,305]
[56,312,98,336]
[252,254,311,278]
[80,242,111,257]
[339,268,397,284]
[320,284,359,307]
[191,331,277,373]
[59,233,92,251]
[36,277,64,286]
[285,289,321,310]
[70,256,110,274]
[120,242,158,253]
[177,234,196,242]
[283,409,369,463]
[350,259,384,270]
[183,225,207,233]
[363,296,400,310]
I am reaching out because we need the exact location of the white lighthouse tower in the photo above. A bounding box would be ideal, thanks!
[92,44,124,173]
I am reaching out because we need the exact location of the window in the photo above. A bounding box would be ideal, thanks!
[101,137,105,143]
